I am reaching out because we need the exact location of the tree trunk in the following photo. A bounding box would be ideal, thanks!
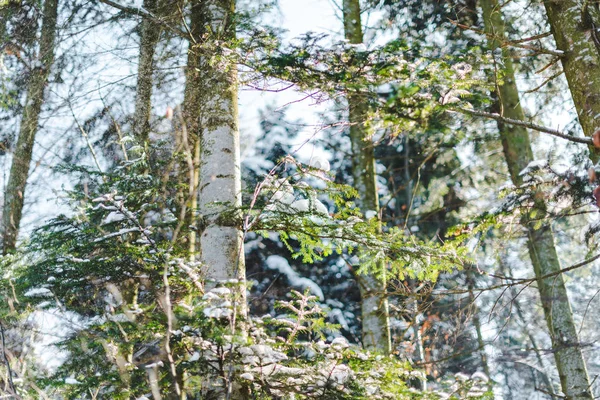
[132,0,161,143]
[182,1,203,259]
[2,0,58,254]
[481,1,593,398]
[342,0,391,354]
[543,0,600,163]
[193,0,245,302]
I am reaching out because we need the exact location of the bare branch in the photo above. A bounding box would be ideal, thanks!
[450,20,564,56]
[524,69,564,93]
[512,31,553,44]
[452,107,593,145]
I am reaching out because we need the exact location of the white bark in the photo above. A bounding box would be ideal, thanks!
[195,1,245,300]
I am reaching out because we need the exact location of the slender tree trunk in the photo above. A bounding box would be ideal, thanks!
[132,0,161,143]
[342,0,391,354]
[193,0,245,301]
[481,1,592,398]
[183,1,202,140]
[182,1,203,259]
[543,0,600,163]
[2,0,58,254]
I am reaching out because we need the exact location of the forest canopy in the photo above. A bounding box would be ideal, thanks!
[1,0,600,399]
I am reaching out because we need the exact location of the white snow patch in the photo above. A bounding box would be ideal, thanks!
[309,156,331,172]
[266,255,324,300]
[519,159,547,176]
[101,211,126,225]
[24,288,52,297]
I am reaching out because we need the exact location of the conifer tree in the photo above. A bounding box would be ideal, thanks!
[481,0,593,397]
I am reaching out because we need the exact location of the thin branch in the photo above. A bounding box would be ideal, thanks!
[524,69,564,93]
[68,102,103,173]
[578,287,600,336]
[450,20,564,56]
[430,253,600,296]
[452,107,593,145]
[97,0,187,37]
[512,31,553,44]
[536,57,561,74]
[491,253,600,286]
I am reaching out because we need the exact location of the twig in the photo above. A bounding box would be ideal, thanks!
[512,32,552,44]
[68,102,103,173]
[489,253,600,287]
[450,20,564,56]
[578,287,600,336]
[524,69,563,93]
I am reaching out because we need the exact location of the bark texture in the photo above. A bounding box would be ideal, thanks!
[182,1,203,258]
[2,0,58,254]
[544,0,600,163]
[481,1,592,397]
[342,0,391,354]
[193,0,245,298]
[132,0,161,142]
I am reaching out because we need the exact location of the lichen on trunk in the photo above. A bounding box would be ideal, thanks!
[544,0,600,164]
[2,0,59,254]
[132,0,162,143]
[192,0,246,309]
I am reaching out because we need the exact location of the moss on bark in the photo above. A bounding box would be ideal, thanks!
[482,1,593,397]
[2,0,58,254]
[544,0,600,163]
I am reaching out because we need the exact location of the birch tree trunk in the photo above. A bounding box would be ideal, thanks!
[481,1,592,397]
[543,0,600,163]
[193,0,245,304]
[2,0,58,254]
[132,0,161,142]
[342,0,391,354]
